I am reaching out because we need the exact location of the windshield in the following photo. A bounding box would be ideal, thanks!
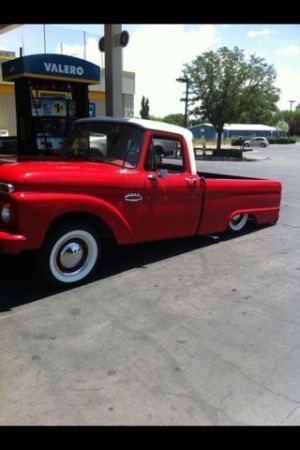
[61,122,145,168]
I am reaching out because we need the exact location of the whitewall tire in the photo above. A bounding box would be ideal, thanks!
[228,213,249,232]
[38,222,101,286]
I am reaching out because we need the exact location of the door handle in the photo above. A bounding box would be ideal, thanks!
[185,177,198,185]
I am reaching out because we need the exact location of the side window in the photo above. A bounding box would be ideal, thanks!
[145,135,185,174]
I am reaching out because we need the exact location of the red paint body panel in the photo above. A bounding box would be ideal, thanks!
[143,172,202,240]
[0,230,26,254]
[0,121,282,255]
[197,178,281,235]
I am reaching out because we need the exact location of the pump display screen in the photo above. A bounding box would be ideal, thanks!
[31,98,68,117]
[30,97,78,153]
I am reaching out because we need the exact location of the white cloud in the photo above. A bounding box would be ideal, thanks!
[55,25,222,117]
[275,67,300,110]
[123,24,221,117]
[277,44,300,56]
[247,28,276,38]
[56,37,102,67]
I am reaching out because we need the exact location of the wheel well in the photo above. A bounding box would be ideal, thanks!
[45,212,115,243]
[248,214,257,224]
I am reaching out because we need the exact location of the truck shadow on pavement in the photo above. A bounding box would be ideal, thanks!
[0,223,266,312]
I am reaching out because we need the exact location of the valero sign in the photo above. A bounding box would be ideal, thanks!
[2,53,100,84]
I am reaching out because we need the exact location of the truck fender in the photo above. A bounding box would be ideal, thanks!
[229,207,280,226]
[13,192,133,249]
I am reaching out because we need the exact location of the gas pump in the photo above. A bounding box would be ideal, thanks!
[2,54,100,159]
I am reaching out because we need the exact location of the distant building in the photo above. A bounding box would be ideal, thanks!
[189,123,282,141]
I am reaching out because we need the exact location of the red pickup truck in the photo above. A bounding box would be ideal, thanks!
[0,117,281,286]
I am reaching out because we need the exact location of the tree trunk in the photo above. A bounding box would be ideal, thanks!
[216,129,223,151]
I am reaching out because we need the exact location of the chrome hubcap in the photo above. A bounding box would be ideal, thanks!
[49,229,99,284]
[55,237,89,275]
[60,242,84,269]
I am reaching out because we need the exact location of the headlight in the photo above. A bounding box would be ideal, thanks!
[1,203,12,223]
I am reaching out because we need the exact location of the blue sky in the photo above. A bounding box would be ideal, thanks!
[1,24,300,117]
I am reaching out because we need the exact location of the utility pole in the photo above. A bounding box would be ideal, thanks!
[176,77,190,127]
[99,25,130,117]
[289,100,296,112]
[104,25,123,116]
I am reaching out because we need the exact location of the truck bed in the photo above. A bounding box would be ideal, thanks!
[198,171,261,180]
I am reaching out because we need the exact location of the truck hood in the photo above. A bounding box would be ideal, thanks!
[0,161,123,188]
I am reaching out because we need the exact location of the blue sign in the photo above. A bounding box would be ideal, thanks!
[89,103,96,117]
[2,54,100,84]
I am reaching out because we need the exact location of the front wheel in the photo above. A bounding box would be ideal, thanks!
[228,213,249,232]
[37,222,101,287]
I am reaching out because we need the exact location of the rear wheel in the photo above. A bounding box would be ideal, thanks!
[228,213,249,232]
[37,222,101,287]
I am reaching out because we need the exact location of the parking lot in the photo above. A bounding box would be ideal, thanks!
[0,143,300,425]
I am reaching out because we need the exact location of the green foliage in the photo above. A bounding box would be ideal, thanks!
[268,137,296,144]
[269,110,295,126]
[140,96,150,119]
[289,111,300,136]
[150,114,193,127]
[162,114,186,127]
[182,46,280,150]
[269,109,300,136]
[276,120,289,134]
[149,115,165,123]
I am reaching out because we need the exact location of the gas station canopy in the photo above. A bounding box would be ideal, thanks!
[0,24,21,34]
[2,53,100,84]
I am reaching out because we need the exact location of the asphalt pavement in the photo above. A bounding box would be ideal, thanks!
[0,143,300,425]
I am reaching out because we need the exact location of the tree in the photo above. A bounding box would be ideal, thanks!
[269,110,294,127]
[149,115,164,123]
[182,47,280,150]
[140,96,150,119]
[269,109,300,136]
[289,110,300,136]
[162,114,186,127]
[276,120,289,137]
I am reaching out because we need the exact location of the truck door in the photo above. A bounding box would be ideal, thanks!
[143,133,202,241]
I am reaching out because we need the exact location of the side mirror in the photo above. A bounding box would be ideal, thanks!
[157,169,168,178]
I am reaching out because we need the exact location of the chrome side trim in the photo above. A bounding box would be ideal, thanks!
[124,193,143,202]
